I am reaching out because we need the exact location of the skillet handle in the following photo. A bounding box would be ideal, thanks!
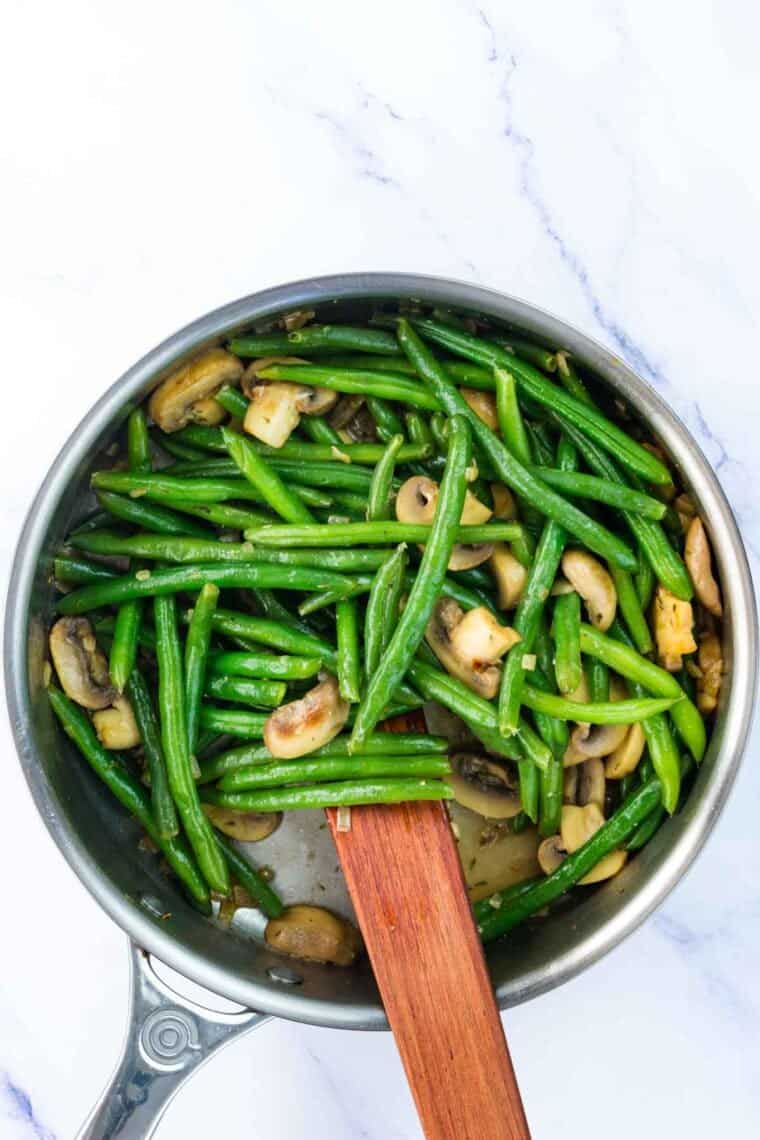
[76,940,268,1140]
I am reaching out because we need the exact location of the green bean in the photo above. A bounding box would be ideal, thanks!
[92,470,330,510]
[498,435,578,734]
[95,489,213,538]
[126,667,178,839]
[350,416,471,748]
[607,619,681,812]
[404,411,432,450]
[229,325,402,357]
[199,706,268,738]
[214,386,248,419]
[329,490,370,515]
[364,545,407,681]
[494,335,557,373]
[157,433,208,462]
[635,554,656,610]
[219,754,451,791]
[578,623,706,762]
[212,831,283,919]
[299,414,342,446]
[205,674,286,708]
[54,556,117,585]
[409,317,671,485]
[586,656,610,703]
[366,396,405,442]
[609,563,653,654]
[202,777,452,813]
[476,777,662,941]
[222,427,316,524]
[208,651,322,680]
[321,353,496,390]
[257,363,439,411]
[48,686,208,906]
[524,422,555,466]
[624,803,666,850]
[244,521,521,548]
[69,509,113,537]
[521,687,677,723]
[527,468,666,520]
[619,772,638,801]
[198,731,448,785]
[429,413,449,455]
[207,609,336,666]
[516,761,539,823]
[184,583,219,756]
[172,424,229,453]
[553,352,593,406]
[529,665,570,761]
[57,563,359,616]
[554,416,693,600]
[249,587,316,634]
[154,595,229,894]
[160,499,273,531]
[175,442,428,474]
[397,320,637,571]
[495,367,532,464]
[552,591,582,694]
[127,407,151,472]
[109,593,143,693]
[336,597,361,703]
[539,752,563,837]
[366,434,404,522]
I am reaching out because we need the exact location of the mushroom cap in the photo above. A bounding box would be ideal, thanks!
[449,753,523,819]
[577,758,605,809]
[489,543,528,610]
[561,549,617,631]
[49,617,115,710]
[148,347,242,433]
[93,695,140,750]
[265,904,362,966]
[685,516,722,617]
[263,675,349,759]
[538,835,567,874]
[395,475,438,524]
[653,584,696,671]
[426,598,518,699]
[201,804,281,841]
[564,722,629,766]
[605,722,646,779]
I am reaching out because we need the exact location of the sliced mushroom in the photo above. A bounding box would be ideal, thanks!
[265,904,362,966]
[564,723,629,767]
[461,388,498,431]
[49,617,115,709]
[282,308,315,332]
[563,765,579,804]
[674,492,696,533]
[578,849,628,884]
[489,543,528,610]
[490,483,518,521]
[148,348,242,433]
[263,675,349,759]
[561,549,617,631]
[653,585,696,671]
[561,803,605,852]
[605,723,646,779]
[242,357,336,447]
[696,631,723,714]
[426,598,519,699]
[449,753,522,819]
[577,758,605,808]
[93,696,141,750]
[538,835,567,874]
[685,517,722,617]
[201,804,281,841]
[642,443,676,501]
[396,476,492,569]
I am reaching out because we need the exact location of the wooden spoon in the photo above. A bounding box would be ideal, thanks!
[327,713,530,1140]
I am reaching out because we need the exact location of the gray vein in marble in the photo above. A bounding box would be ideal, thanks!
[1,1074,56,1140]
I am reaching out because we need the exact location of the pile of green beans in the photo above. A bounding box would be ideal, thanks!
[46,307,718,952]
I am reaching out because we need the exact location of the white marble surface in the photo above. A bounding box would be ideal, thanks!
[1,1,759,1136]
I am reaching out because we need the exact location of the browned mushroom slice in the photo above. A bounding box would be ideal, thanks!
[561,549,617,631]
[604,723,646,779]
[425,598,519,699]
[148,348,243,433]
[576,758,605,809]
[93,696,140,750]
[49,617,115,709]
[538,835,567,874]
[489,543,528,609]
[263,675,349,759]
[265,904,362,966]
[673,492,696,533]
[653,584,696,671]
[563,723,629,767]
[201,804,281,841]
[490,483,518,521]
[696,631,723,714]
[448,753,523,819]
[684,517,722,617]
[461,388,498,431]
[396,476,492,569]
[242,356,336,447]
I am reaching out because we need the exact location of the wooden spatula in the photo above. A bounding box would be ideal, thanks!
[327,714,531,1140]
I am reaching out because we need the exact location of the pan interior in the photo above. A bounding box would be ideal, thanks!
[9,277,753,1029]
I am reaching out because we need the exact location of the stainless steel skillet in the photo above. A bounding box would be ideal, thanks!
[5,273,756,1137]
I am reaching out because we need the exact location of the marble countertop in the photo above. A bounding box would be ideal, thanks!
[2,2,759,1136]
